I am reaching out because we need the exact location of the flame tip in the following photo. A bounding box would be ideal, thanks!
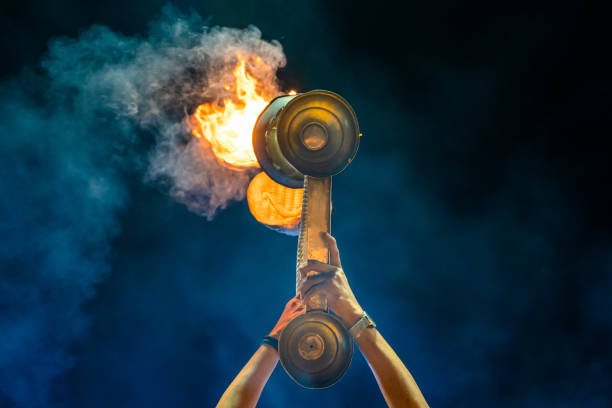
[191,55,272,168]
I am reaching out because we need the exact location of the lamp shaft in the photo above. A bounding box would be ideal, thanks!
[296,176,331,311]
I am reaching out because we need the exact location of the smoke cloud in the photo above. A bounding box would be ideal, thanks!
[0,6,285,406]
[44,7,285,218]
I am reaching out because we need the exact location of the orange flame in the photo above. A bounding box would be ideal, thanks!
[247,171,303,233]
[190,55,303,232]
[191,56,270,168]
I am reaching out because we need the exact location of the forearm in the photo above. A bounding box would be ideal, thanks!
[356,328,429,408]
[216,345,279,408]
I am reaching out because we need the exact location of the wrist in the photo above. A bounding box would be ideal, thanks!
[268,329,283,341]
[259,343,280,364]
[335,301,364,326]
[261,336,279,353]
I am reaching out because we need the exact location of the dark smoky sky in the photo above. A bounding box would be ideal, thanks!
[1,1,610,407]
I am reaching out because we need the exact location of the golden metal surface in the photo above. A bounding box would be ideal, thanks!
[279,311,353,389]
[301,123,328,151]
[295,176,331,311]
[254,90,360,389]
[252,90,360,186]
[276,90,360,178]
[279,175,353,388]
[252,94,304,188]
[298,333,325,360]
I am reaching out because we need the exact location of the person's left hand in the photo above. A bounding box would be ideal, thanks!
[297,232,364,326]
[268,295,305,340]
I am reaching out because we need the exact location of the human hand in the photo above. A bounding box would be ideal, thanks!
[268,295,306,340]
[298,232,364,326]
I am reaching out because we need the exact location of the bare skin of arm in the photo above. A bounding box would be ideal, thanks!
[298,233,429,408]
[216,297,304,408]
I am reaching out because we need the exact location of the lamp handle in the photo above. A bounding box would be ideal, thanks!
[296,176,331,311]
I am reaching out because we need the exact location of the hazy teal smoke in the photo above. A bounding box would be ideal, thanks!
[0,6,285,406]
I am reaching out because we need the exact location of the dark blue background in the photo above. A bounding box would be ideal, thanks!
[1,1,610,407]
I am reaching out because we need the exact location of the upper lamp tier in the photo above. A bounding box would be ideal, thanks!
[252,90,360,188]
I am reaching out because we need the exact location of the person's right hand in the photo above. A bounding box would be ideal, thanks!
[268,295,305,340]
[298,232,364,326]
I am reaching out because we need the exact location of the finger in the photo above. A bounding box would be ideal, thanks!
[299,260,339,279]
[301,280,329,300]
[299,276,329,297]
[289,305,305,317]
[306,271,335,281]
[289,298,302,309]
[322,232,342,267]
[298,275,333,299]
[287,295,300,308]
[303,287,331,307]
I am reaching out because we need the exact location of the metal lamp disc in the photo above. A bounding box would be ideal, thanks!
[252,90,360,187]
[279,311,353,389]
[276,90,360,178]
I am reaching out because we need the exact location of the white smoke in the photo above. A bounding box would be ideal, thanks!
[43,6,286,218]
[0,6,286,407]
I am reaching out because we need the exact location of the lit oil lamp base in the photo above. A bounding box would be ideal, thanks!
[252,90,360,388]
[279,176,353,388]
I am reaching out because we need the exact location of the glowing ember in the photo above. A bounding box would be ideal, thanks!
[191,56,271,168]
[247,171,303,233]
[190,55,303,230]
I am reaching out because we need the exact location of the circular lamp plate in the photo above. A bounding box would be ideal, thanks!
[277,90,360,178]
[279,311,353,389]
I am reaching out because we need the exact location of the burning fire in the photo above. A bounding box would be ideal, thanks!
[190,55,297,168]
[191,54,302,231]
[247,171,303,234]
[191,55,285,168]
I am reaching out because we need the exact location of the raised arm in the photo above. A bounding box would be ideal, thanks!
[216,296,304,408]
[298,233,429,408]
